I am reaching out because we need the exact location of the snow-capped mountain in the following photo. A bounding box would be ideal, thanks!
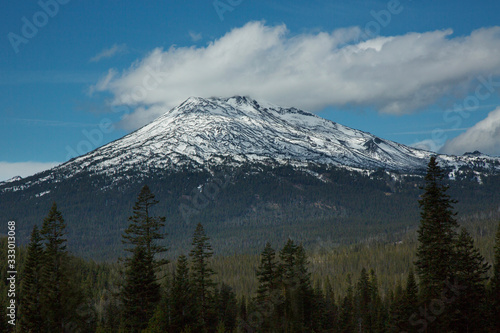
[2,96,500,193]
[3,96,500,259]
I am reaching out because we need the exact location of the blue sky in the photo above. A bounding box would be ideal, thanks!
[1,0,500,180]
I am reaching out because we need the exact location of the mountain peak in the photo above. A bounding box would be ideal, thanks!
[3,97,500,193]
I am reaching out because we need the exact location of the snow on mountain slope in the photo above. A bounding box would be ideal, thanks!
[3,96,500,192]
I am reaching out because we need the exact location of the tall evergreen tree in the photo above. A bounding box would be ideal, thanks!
[451,228,490,333]
[121,246,160,333]
[122,185,168,269]
[339,274,355,333]
[215,283,238,332]
[39,202,75,331]
[255,242,279,303]
[415,156,459,300]
[414,156,459,331]
[254,242,280,331]
[120,187,165,332]
[189,223,217,331]
[355,267,372,331]
[278,238,298,332]
[388,280,405,333]
[170,254,198,332]
[19,225,44,333]
[491,220,500,330]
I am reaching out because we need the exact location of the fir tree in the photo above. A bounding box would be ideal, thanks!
[255,242,279,303]
[491,220,500,330]
[355,267,372,330]
[278,239,307,331]
[215,283,238,332]
[404,268,419,333]
[369,269,385,332]
[415,156,459,300]
[170,254,198,332]
[339,274,355,333]
[19,225,44,333]
[189,223,216,331]
[121,246,160,333]
[122,185,168,269]
[255,242,280,331]
[414,156,459,331]
[39,203,70,331]
[451,228,490,333]
[388,280,405,333]
[120,187,165,332]
[323,276,338,331]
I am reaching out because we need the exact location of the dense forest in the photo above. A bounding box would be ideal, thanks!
[1,157,500,332]
[3,161,500,261]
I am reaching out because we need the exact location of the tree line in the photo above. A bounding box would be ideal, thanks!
[2,156,500,332]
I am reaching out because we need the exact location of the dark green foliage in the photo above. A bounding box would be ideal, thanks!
[19,225,44,333]
[255,242,279,303]
[120,186,166,332]
[451,228,490,333]
[353,268,385,332]
[278,239,315,332]
[170,254,198,332]
[215,283,238,332]
[39,202,87,332]
[4,158,500,331]
[415,157,460,302]
[339,275,355,333]
[254,242,281,331]
[389,269,419,333]
[189,223,217,331]
[122,185,168,269]
[491,221,500,329]
[121,246,160,332]
[4,163,500,261]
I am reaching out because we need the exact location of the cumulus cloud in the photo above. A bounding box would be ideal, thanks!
[90,21,500,129]
[90,44,127,63]
[440,107,500,156]
[0,161,61,182]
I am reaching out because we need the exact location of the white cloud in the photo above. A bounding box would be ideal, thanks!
[0,161,61,182]
[410,139,443,153]
[440,107,500,156]
[189,31,202,42]
[90,22,500,130]
[90,44,127,63]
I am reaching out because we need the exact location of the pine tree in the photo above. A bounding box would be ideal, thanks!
[369,269,385,332]
[120,187,166,332]
[189,223,216,331]
[415,156,459,301]
[278,239,304,332]
[404,268,419,333]
[388,280,405,333]
[414,156,459,331]
[170,254,198,332]
[215,283,238,332]
[390,269,419,333]
[295,244,315,330]
[451,228,490,333]
[491,220,500,330]
[323,276,338,331]
[256,242,279,303]
[121,246,160,333]
[39,203,70,331]
[339,274,355,333]
[255,242,280,331]
[19,225,44,333]
[122,185,168,269]
[355,267,372,331]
